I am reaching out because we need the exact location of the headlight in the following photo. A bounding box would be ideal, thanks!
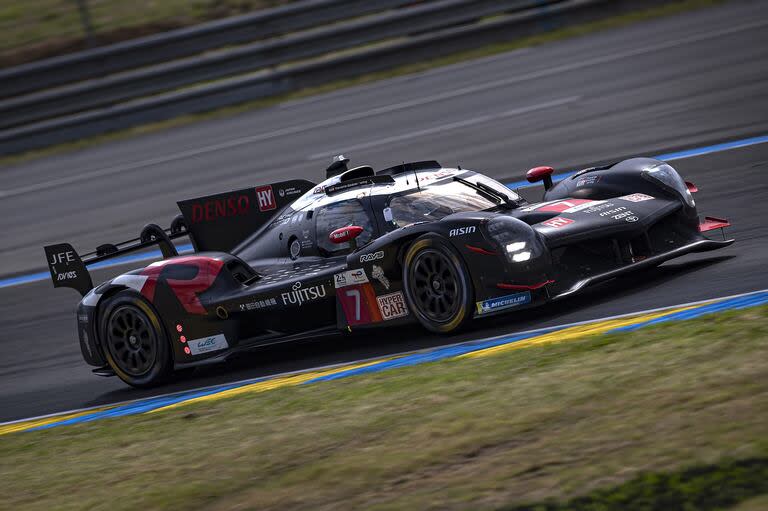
[485,217,542,264]
[641,162,695,208]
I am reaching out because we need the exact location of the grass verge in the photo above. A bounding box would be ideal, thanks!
[0,0,724,168]
[1,305,766,511]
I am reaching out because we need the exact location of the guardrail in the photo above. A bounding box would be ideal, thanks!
[0,0,539,130]
[0,0,415,99]
[0,0,666,156]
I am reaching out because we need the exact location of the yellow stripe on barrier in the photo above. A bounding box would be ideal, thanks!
[460,303,709,360]
[148,358,396,414]
[0,406,117,436]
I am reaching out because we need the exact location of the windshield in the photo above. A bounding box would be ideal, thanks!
[388,178,519,227]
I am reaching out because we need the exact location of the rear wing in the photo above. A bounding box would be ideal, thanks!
[44,179,316,296]
[44,220,189,297]
[177,179,315,252]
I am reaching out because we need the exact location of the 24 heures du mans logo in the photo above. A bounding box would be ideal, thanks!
[281,281,327,306]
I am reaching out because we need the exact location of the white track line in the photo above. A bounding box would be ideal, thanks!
[308,96,581,159]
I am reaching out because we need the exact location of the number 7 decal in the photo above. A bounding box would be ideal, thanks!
[337,283,382,326]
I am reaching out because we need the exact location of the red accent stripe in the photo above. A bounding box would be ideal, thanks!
[686,181,699,193]
[496,280,554,291]
[141,256,224,315]
[465,244,497,256]
[699,216,730,232]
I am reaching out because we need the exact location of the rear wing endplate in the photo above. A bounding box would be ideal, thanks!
[44,221,188,297]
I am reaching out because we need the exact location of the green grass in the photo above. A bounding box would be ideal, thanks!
[0,0,294,66]
[0,0,724,169]
[505,457,768,511]
[1,305,766,511]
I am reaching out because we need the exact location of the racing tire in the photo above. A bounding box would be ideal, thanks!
[99,290,172,388]
[403,234,474,334]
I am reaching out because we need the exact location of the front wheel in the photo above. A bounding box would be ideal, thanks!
[403,235,474,334]
[99,290,172,388]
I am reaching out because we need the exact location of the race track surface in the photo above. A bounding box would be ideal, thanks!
[1,0,766,422]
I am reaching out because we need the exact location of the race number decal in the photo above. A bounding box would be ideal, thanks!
[337,283,382,326]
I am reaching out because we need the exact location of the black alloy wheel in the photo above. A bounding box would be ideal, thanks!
[403,235,473,333]
[99,291,171,387]
[106,304,158,377]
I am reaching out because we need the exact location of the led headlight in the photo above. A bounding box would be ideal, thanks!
[512,251,531,262]
[485,217,542,264]
[641,162,695,208]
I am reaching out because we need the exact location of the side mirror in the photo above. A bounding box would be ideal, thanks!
[329,225,363,250]
[526,166,555,190]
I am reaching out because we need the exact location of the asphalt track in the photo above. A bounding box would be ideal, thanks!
[1,0,767,422]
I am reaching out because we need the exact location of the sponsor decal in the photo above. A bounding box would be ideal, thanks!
[542,217,574,228]
[239,297,278,311]
[563,200,607,213]
[371,265,390,290]
[383,207,394,222]
[538,199,593,213]
[187,334,229,356]
[330,226,358,243]
[417,169,455,183]
[360,251,384,263]
[601,206,637,221]
[255,185,277,212]
[279,186,303,198]
[449,226,476,237]
[301,239,313,249]
[599,206,626,217]
[289,239,301,259]
[576,175,601,187]
[334,269,370,289]
[56,270,78,281]
[77,313,88,322]
[49,249,81,282]
[476,291,531,315]
[281,281,327,306]
[376,292,409,320]
[49,250,76,266]
[620,193,654,202]
[191,194,249,223]
[579,202,615,214]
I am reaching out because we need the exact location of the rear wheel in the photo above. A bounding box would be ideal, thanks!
[99,291,172,388]
[403,235,473,333]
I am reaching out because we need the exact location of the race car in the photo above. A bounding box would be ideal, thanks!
[45,156,733,387]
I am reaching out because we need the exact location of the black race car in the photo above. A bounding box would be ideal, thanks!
[45,156,733,387]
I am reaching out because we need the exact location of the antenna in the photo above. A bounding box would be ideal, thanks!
[411,162,421,191]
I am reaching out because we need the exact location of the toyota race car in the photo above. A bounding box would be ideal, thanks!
[45,156,733,387]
